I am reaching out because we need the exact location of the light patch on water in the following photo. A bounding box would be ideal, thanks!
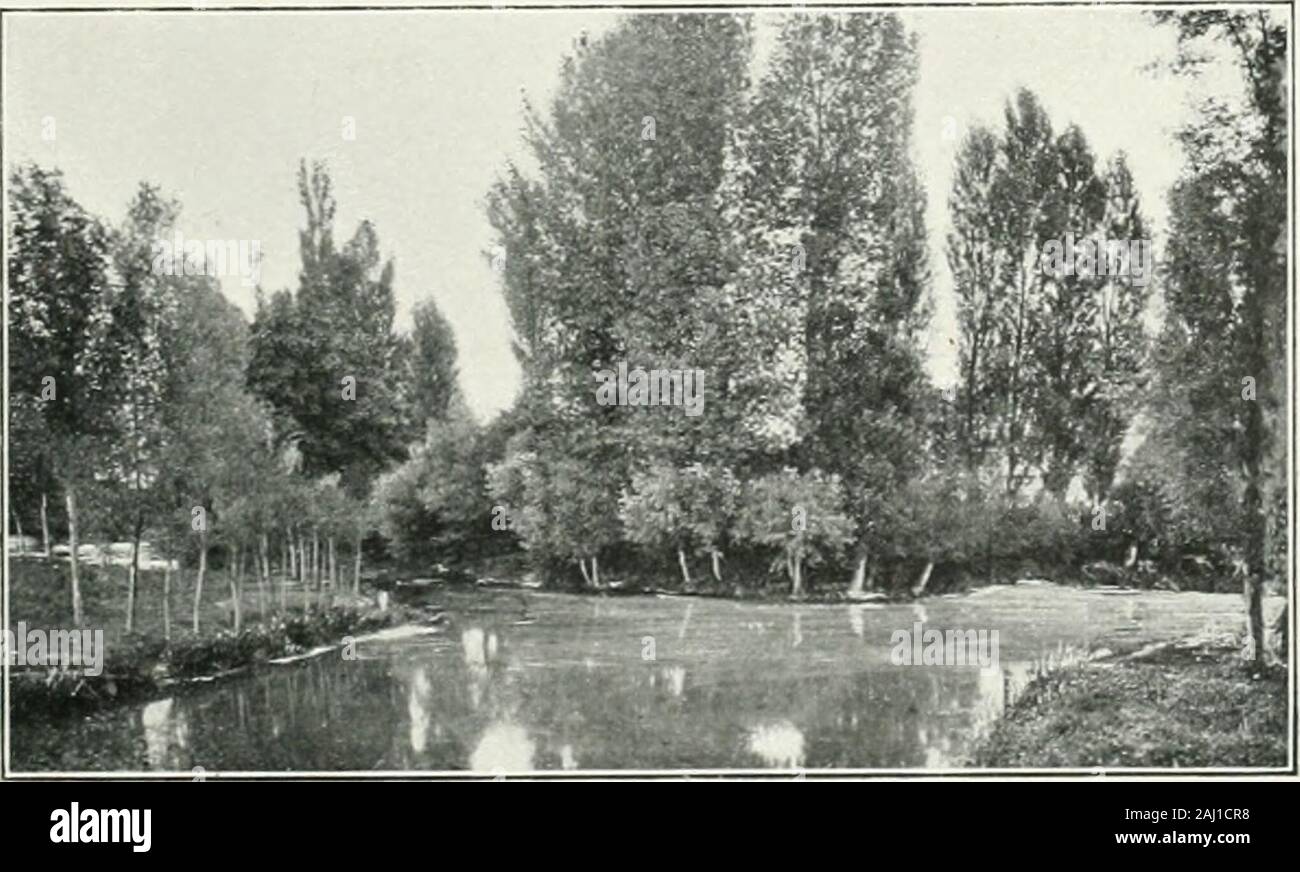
[267,644,336,665]
[921,725,957,768]
[355,624,442,644]
[969,661,1036,748]
[662,665,686,697]
[461,627,487,668]
[461,627,493,709]
[747,720,806,768]
[847,603,886,637]
[141,697,190,770]
[408,667,431,754]
[470,722,535,773]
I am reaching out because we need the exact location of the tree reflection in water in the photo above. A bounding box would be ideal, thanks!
[141,698,190,770]
[746,720,806,768]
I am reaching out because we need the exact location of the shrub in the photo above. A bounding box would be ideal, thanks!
[733,468,854,597]
[620,462,740,587]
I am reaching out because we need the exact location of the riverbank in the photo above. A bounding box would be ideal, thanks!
[440,551,1243,603]
[5,556,433,719]
[970,641,1289,768]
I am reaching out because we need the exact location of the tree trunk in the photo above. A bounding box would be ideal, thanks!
[312,529,320,589]
[228,544,242,633]
[163,563,172,641]
[790,553,803,599]
[848,553,867,599]
[577,558,591,587]
[329,537,337,588]
[303,531,314,613]
[1244,559,1264,662]
[126,533,138,634]
[353,534,363,594]
[66,488,83,626]
[1005,264,1031,496]
[12,509,24,555]
[41,492,51,556]
[911,560,935,598]
[259,533,270,619]
[287,527,296,579]
[677,548,692,588]
[193,527,208,634]
[710,549,722,583]
[279,552,289,613]
[126,513,143,634]
[591,554,600,589]
[1268,602,1287,663]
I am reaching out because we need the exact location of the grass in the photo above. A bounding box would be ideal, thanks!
[8,554,360,647]
[971,645,1288,768]
[5,556,403,718]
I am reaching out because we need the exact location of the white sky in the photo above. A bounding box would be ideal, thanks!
[4,6,1253,419]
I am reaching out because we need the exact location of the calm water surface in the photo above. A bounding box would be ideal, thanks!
[9,584,1258,772]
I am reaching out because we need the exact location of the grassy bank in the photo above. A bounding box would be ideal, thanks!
[8,555,373,646]
[5,556,413,718]
[971,644,1288,768]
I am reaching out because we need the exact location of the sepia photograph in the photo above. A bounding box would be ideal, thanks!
[0,0,1293,787]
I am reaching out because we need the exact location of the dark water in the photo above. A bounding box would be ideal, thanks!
[8,584,1260,773]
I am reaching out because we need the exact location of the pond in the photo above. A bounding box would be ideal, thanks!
[8,583,1260,773]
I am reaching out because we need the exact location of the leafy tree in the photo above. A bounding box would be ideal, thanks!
[8,164,120,625]
[1151,9,1287,660]
[874,471,977,596]
[620,462,740,587]
[742,12,933,591]
[990,90,1058,495]
[947,90,1149,500]
[248,160,413,496]
[487,424,624,587]
[1033,124,1107,497]
[103,183,185,632]
[484,14,755,579]
[947,126,1008,473]
[402,298,460,428]
[734,468,853,597]
[1082,155,1150,503]
[375,407,487,564]
[155,279,268,633]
